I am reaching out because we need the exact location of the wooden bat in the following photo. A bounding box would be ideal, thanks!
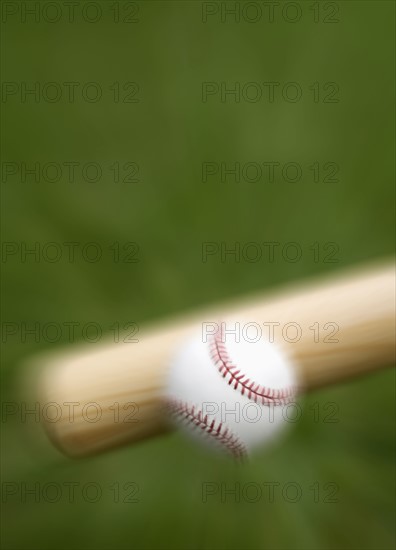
[33,262,395,457]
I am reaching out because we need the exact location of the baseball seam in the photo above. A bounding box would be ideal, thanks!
[166,399,247,460]
[209,326,296,405]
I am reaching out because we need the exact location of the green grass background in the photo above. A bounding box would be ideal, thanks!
[1,1,395,549]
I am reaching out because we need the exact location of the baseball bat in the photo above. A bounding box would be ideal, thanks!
[32,262,395,457]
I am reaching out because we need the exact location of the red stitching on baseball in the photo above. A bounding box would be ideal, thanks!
[166,399,247,460]
[209,326,296,405]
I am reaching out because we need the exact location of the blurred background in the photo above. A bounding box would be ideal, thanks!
[1,1,395,549]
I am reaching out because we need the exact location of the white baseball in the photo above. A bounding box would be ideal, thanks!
[165,322,299,459]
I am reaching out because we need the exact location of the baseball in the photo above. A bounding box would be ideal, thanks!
[165,321,299,459]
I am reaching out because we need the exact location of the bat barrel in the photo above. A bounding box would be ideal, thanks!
[33,262,395,456]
